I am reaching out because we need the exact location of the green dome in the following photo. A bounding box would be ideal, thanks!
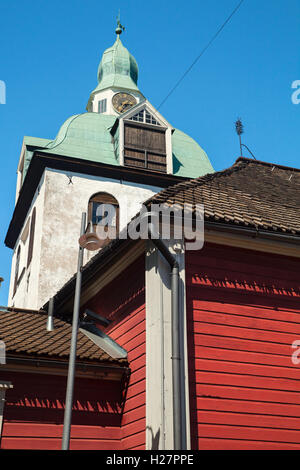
[39,112,213,177]
[91,36,140,96]
[22,112,213,179]
[172,129,214,177]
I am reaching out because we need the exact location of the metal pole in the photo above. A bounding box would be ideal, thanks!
[61,212,86,450]
[171,263,182,450]
[46,297,54,331]
[239,134,243,156]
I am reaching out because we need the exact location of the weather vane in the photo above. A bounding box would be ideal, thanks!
[116,10,125,35]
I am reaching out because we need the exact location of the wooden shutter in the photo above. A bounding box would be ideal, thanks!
[124,122,167,172]
[27,208,36,268]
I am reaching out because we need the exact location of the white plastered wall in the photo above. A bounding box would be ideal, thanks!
[145,240,191,450]
[8,167,162,309]
[8,173,46,309]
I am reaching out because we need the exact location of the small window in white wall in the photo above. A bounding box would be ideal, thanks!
[98,99,107,114]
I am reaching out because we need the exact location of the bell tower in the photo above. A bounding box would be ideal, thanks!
[5,23,214,310]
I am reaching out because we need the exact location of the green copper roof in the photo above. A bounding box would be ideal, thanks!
[90,36,140,96]
[172,129,214,177]
[21,112,213,180]
[22,136,52,183]
[43,113,118,165]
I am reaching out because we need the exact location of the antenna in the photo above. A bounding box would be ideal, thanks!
[235,118,257,160]
[235,118,244,156]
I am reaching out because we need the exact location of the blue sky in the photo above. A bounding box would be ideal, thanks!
[0,0,299,305]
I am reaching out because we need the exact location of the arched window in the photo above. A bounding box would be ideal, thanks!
[88,193,119,247]
[27,208,36,267]
[13,246,21,296]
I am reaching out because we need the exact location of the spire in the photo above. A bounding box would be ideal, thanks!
[86,16,143,110]
[87,23,140,106]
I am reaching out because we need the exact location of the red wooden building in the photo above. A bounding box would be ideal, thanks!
[1,157,300,450]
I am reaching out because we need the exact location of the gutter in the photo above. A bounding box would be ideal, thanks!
[2,355,128,380]
[145,214,186,450]
[205,221,300,245]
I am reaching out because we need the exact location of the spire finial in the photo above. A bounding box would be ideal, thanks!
[115,10,125,36]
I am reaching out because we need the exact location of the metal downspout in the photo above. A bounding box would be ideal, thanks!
[147,220,186,450]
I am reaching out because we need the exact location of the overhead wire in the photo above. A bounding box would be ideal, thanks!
[157,0,245,111]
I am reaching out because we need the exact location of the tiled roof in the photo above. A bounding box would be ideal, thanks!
[146,157,300,236]
[45,157,300,313]
[0,307,126,364]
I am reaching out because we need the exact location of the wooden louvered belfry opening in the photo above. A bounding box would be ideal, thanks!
[124,111,167,173]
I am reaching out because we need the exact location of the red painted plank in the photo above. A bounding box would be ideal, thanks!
[125,379,145,401]
[193,410,300,430]
[193,333,293,357]
[196,397,300,418]
[194,371,300,392]
[197,423,300,444]
[122,418,146,439]
[122,430,146,450]
[194,358,300,380]
[122,405,146,426]
[193,345,294,368]
[124,332,146,354]
[195,383,300,404]
[192,310,300,335]
[109,312,145,343]
[192,300,300,323]
[1,437,122,450]
[129,362,146,386]
[197,438,300,450]
[122,393,146,414]
[111,316,146,342]
[2,422,121,440]
[190,322,297,345]
[127,343,146,362]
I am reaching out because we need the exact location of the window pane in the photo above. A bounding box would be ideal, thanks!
[98,99,107,114]
[92,202,117,226]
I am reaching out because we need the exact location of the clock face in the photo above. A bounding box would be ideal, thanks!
[112,92,137,113]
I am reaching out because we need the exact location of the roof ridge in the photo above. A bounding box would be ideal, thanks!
[236,157,300,173]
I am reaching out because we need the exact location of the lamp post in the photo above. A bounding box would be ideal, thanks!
[61,212,86,450]
[61,213,103,450]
